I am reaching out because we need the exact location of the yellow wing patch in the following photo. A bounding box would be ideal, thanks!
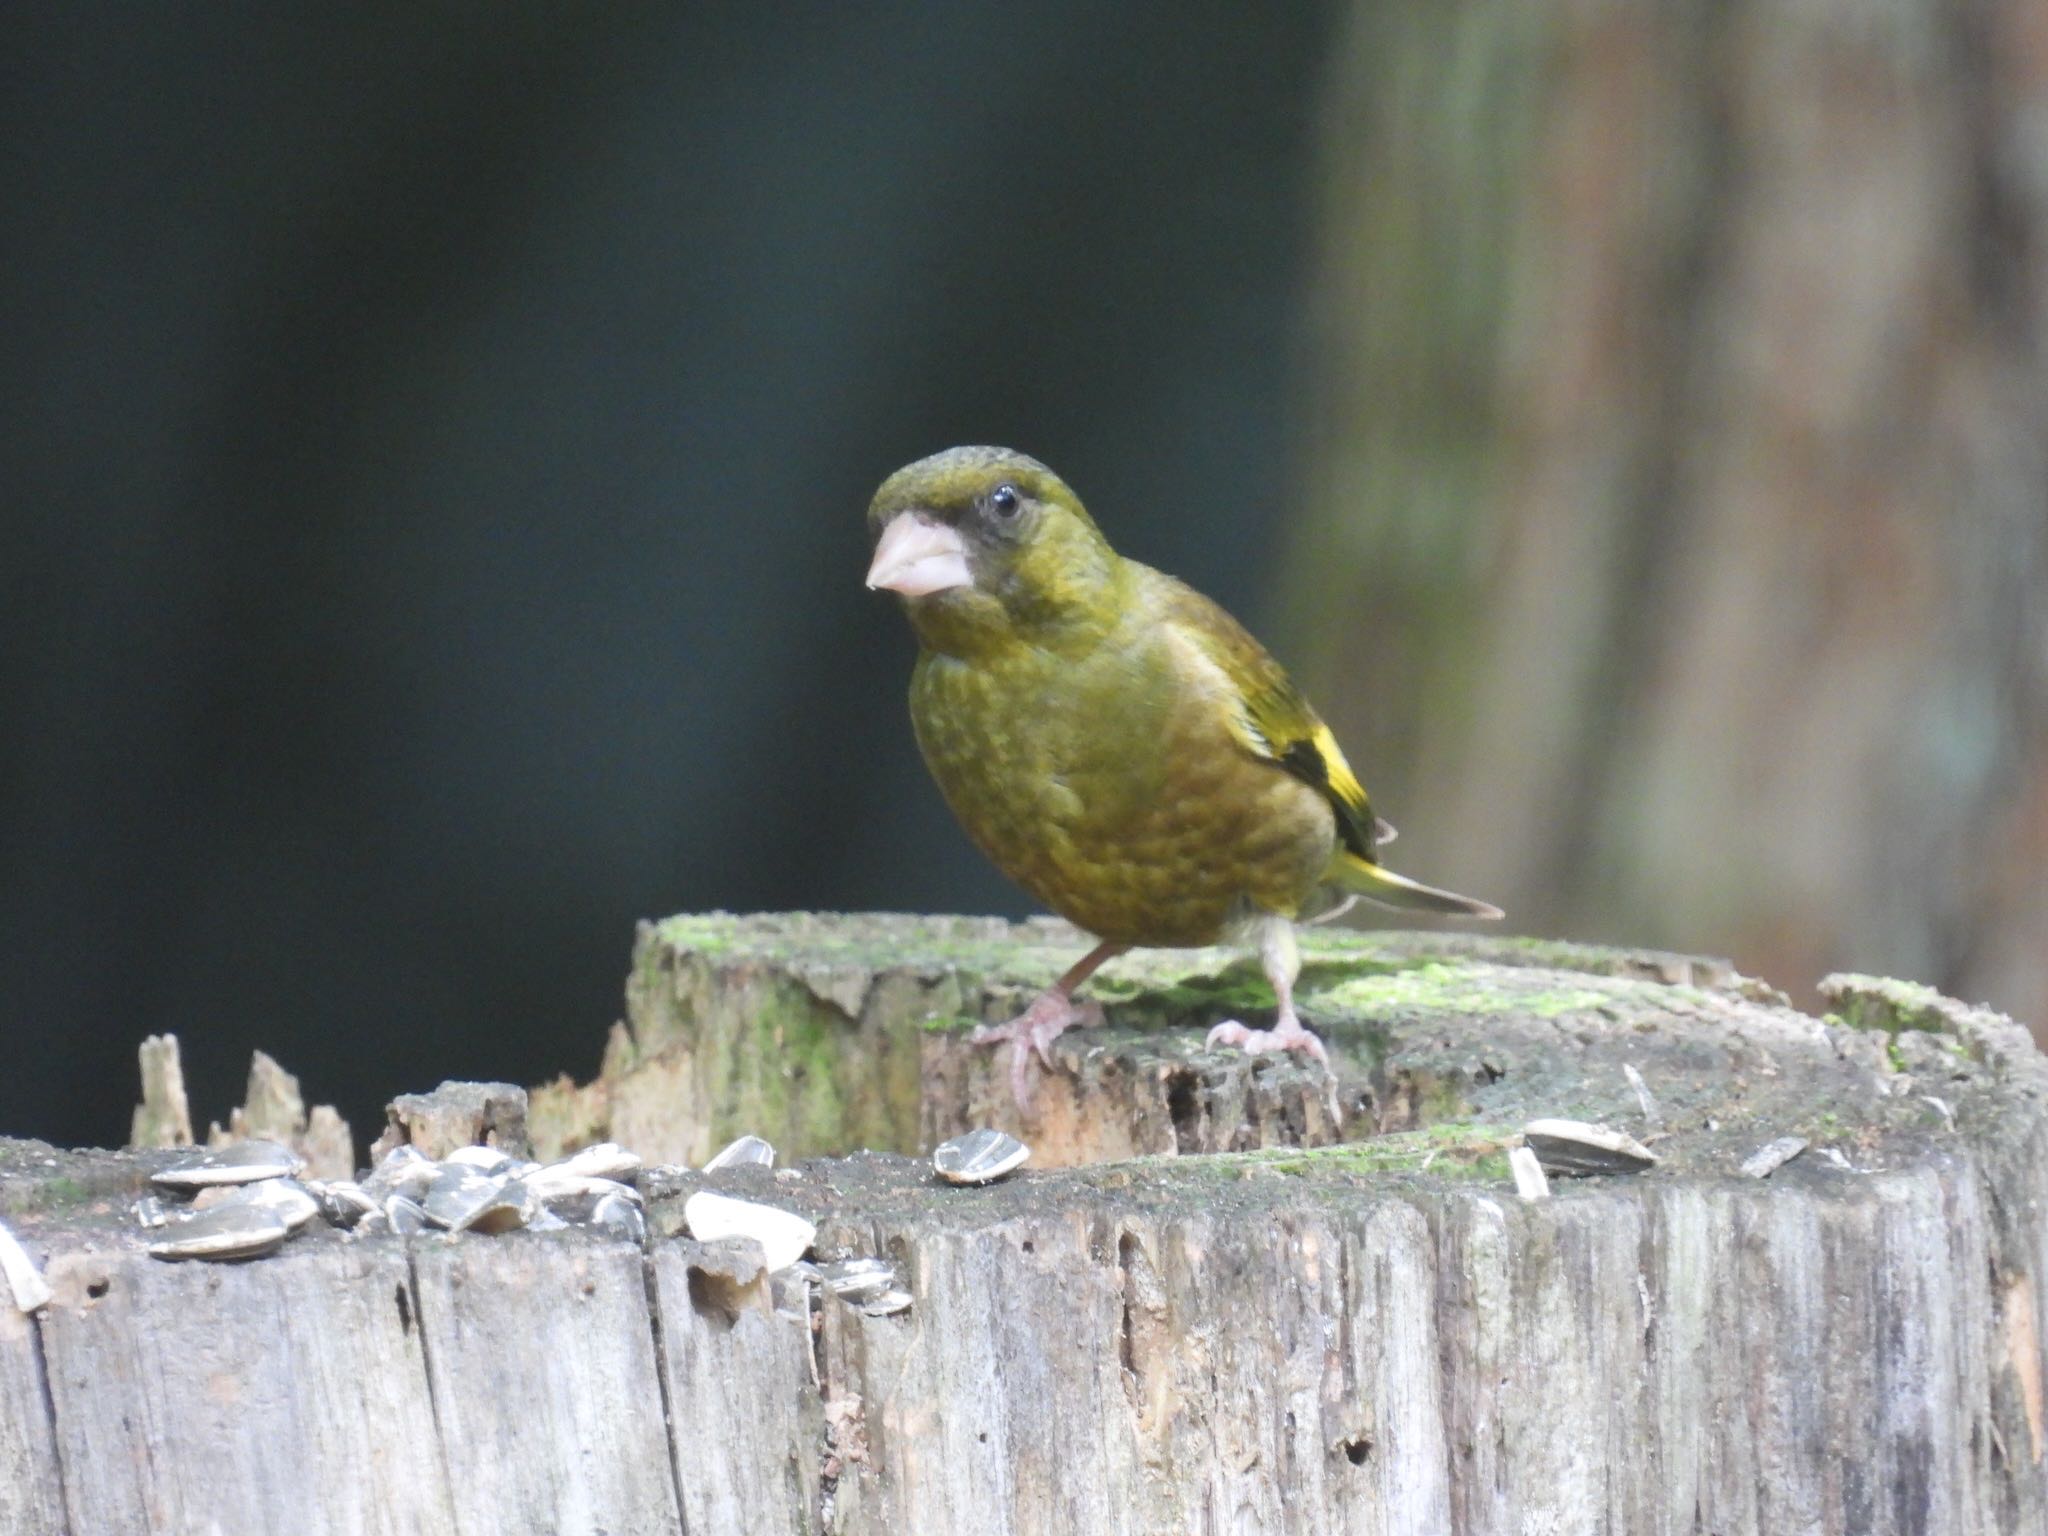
[1312,724,1367,816]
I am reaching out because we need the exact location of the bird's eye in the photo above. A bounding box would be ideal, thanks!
[989,484,1021,518]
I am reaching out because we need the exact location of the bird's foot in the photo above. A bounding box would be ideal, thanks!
[970,990,1103,1108]
[1205,1011,1329,1066]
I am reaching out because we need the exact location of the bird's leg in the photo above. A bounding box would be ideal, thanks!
[1205,918,1328,1064]
[970,939,1128,1106]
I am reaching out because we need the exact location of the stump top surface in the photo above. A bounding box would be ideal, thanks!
[624,911,2037,1179]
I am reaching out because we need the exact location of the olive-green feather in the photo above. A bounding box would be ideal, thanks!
[1155,579,1385,860]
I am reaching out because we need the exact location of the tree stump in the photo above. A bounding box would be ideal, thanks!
[533,911,1822,1170]
[3,911,2046,1535]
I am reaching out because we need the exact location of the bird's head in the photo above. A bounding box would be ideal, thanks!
[865,446,1122,657]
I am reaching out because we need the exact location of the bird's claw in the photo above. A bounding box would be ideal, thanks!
[1205,1016,1329,1066]
[971,992,1103,1108]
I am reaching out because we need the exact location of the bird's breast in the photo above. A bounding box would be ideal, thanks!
[908,640,1333,946]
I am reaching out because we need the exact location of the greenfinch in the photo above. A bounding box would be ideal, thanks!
[866,446,1499,1103]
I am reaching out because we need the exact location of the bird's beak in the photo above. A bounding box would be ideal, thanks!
[865,513,972,597]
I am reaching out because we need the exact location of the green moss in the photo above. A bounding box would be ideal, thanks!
[1824,974,1954,1035]
[983,952,1618,1030]
[1821,974,1970,1084]
[1464,937,1618,968]
[1464,1152,1516,1183]
[670,970,929,1160]
[644,916,1651,1032]
[1314,961,1609,1019]
[645,913,1734,998]
[1,1173,98,1216]
[647,913,738,955]
[729,982,850,1146]
[36,1175,90,1209]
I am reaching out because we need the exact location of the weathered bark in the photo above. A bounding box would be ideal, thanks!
[0,1306,64,1536]
[409,1236,681,1533]
[38,1239,453,1536]
[1284,0,2048,1030]
[1,912,2044,1534]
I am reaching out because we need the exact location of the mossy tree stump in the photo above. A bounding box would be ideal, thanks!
[534,912,1879,1171]
[2,912,2046,1535]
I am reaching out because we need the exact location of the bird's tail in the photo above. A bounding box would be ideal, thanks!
[1329,851,1503,920]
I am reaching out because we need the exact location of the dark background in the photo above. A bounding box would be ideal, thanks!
[11,5,2048,1158]
[1,8,1335,1148]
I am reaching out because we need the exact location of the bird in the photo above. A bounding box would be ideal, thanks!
[864,446,1499,1105]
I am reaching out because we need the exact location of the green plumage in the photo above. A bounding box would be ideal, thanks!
[911,559,1338,945]
[867,446,1499,947]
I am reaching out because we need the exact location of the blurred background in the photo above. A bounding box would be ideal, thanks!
[4,5,2043,1152]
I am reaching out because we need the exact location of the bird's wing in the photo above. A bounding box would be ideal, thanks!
[1151,573,1384,862]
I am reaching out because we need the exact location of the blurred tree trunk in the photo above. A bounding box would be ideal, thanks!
[1285,0,2048,1024]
